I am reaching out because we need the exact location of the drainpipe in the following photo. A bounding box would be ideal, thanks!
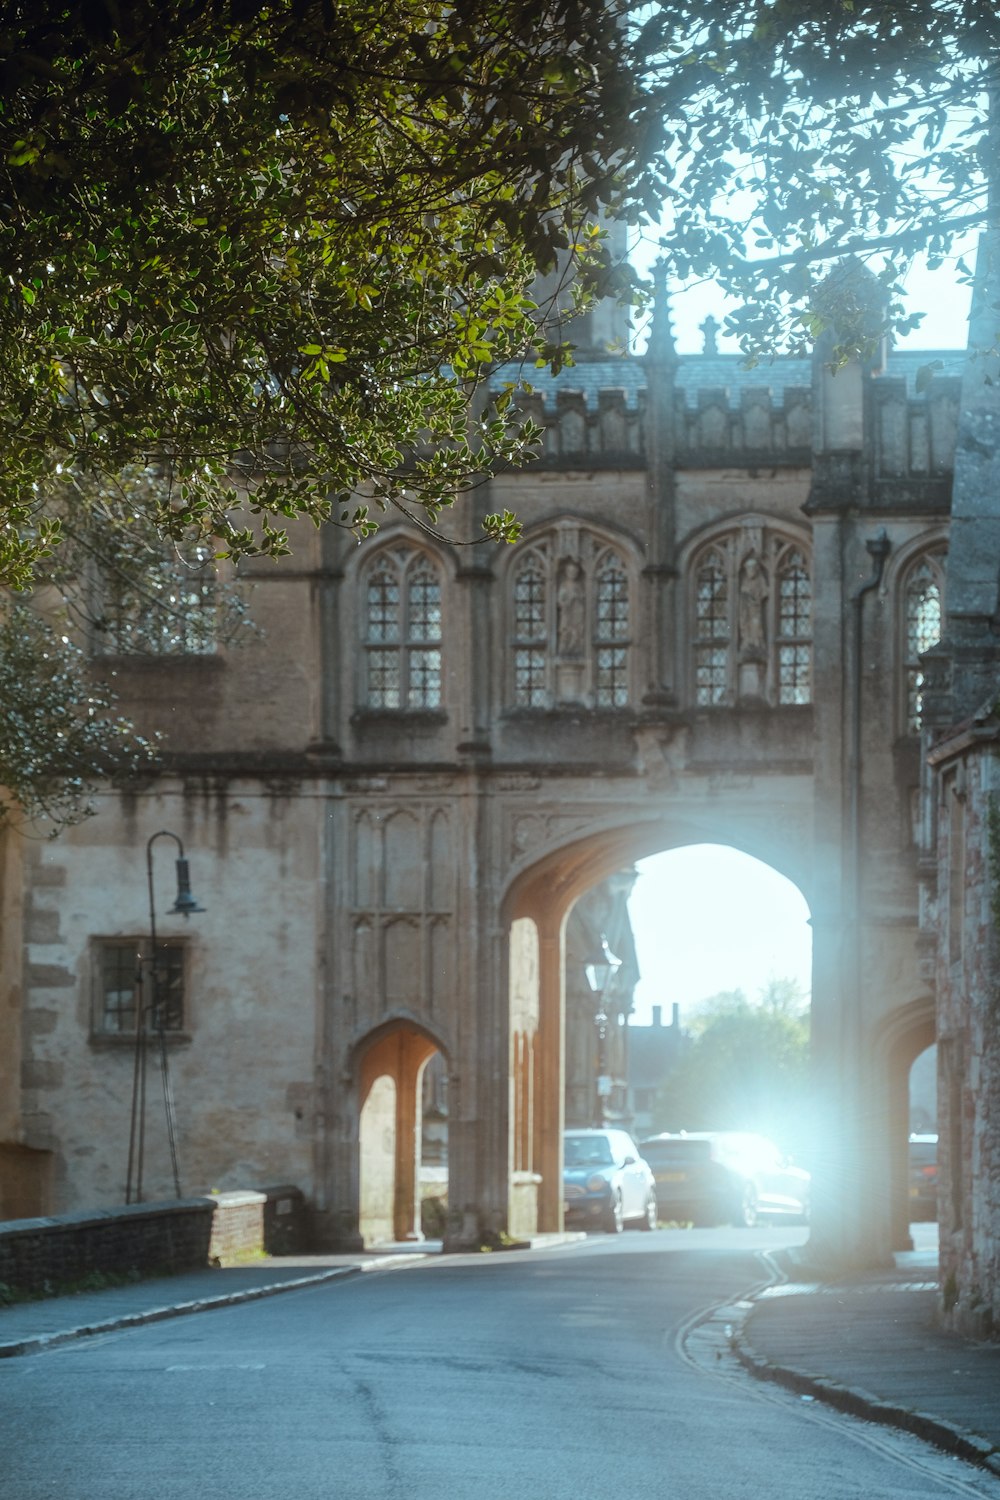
[850,528,891,881]
[848,527,890,1259]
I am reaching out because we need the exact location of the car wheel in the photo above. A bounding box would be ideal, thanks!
[733,1183,759,1228]
[638,1192,657,1231]
[603,1190,624,1234]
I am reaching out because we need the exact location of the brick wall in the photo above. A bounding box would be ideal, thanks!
[0,1199,214,1293]
[0,1185,307,1294]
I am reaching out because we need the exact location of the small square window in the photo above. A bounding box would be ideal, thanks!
[93,940,186,1037]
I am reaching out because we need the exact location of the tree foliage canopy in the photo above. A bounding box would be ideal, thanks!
[0,0,647,588]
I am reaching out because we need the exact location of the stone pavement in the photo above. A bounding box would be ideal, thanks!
[3,1228,999,1480]
[735,1230,1000,1477]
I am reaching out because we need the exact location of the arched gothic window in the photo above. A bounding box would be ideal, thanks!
[902,551,945,733]
[362,549,442,709]
[690,529,812,707]
[509,536,632,709]
[512,551,549,707]
[594,554,630,707]
[693,548,730,705]
[775,548,812,705]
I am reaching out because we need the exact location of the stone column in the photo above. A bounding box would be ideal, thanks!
[534,919,565,1233]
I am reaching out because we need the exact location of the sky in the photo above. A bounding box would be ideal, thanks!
[628,239,980,355]
[626,845,813,1026]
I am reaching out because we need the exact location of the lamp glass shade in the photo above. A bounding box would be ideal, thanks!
[584,937,621,994]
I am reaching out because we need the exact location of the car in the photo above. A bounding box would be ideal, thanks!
[908,1133,938,1221]
[563,1128,658,1234]
[638,1131,810,1228]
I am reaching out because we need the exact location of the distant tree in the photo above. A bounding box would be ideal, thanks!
[655,983,810,1145]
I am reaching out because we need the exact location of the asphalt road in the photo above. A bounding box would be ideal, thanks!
[4,1228,1000,1500]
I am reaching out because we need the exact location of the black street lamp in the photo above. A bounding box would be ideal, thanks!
[125,832,205,1205]
[584,938,621,1128]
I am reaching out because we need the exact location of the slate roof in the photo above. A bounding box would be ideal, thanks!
[490,348,967,411]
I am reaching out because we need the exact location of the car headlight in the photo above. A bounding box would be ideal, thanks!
[586,1174,610,1194]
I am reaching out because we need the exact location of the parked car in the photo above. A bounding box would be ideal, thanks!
[638,1131,810,1227]
[908,1133,938,1221]
[563,1128,658,1234]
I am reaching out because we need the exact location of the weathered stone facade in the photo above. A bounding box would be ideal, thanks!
[0,266,987,1281]
[919,231,1000,1335]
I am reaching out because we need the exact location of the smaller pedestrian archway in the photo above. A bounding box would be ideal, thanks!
[357,1021,447,1246]
[874,999,936,1250]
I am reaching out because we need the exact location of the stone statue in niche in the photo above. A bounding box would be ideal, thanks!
[738,554,769,655]
[556,558,586,657]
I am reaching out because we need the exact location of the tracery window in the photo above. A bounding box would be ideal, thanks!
[362,548,442,709]
[690,529,812,707]
[902,551,945,733]
[512,553,549,708]
[775,548,812,705]
[693,549,730,706]
[594,555,631,707]
[509,535,632,709]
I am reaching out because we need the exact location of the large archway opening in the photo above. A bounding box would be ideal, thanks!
[565,845,813,1159]
[503,819,817,1240]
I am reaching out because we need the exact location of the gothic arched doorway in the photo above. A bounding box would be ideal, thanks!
[357,1021,447,1246]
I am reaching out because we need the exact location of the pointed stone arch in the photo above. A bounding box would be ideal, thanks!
[354,1018,449,1246]
[870,995,936,1252]
[500,811,816,1237]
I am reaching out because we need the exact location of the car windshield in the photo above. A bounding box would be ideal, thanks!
[564,1134,614,1167]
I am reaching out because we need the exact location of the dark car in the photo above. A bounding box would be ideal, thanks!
[639,1131,810,1228]
[908,1133,938,1221]
[563,1128,658,1234]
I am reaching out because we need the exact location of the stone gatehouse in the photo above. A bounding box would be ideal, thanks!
[2,254,996,1310]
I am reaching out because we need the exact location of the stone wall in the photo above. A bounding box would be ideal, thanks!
[930,714,1000,1338]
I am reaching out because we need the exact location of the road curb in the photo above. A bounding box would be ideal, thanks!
[731,1312,1000,1479]
[0,1254,424,1360]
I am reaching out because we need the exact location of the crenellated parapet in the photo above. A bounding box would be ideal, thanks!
[673,383,812,464]
[508,354,962,485]
[517,387,646,467]
[870,374,960,499]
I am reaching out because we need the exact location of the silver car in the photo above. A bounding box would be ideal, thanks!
[563,1128,658,1234]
